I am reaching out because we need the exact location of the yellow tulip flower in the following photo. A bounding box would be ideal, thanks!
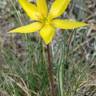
[10,0,87,44]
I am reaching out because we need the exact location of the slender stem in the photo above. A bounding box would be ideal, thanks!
[46,44,55,96]
[59,63,63,96]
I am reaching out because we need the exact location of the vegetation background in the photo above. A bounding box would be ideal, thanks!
[0,0,96,96]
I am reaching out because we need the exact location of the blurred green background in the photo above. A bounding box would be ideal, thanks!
[0,0,96,96]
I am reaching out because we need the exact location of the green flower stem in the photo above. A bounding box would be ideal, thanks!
[59,63,63,96]
[46,44,55,96]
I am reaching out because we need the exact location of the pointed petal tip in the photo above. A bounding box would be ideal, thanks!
[8,29,20,33]
[8,30,15,33]
[41,35,53,45]
[79,22,88,27]
[44,40,50,45]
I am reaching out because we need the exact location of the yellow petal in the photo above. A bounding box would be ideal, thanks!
[40,24,55,44]
[9,22,43,33]
[52,19,87,29]
[48,0,70,19]
[18,0,42,20]
[36,0,48,17]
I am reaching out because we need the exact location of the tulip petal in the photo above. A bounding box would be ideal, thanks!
[9,22,43,33]
[40,24,55,44]
[52,19,87,29]
[18,0,42,20]
[48,0,70,19]
[36,0,48,17]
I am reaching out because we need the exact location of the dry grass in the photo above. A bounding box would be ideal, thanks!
[0,0,96,96]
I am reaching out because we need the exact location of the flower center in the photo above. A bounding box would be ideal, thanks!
[42,17,51,25]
